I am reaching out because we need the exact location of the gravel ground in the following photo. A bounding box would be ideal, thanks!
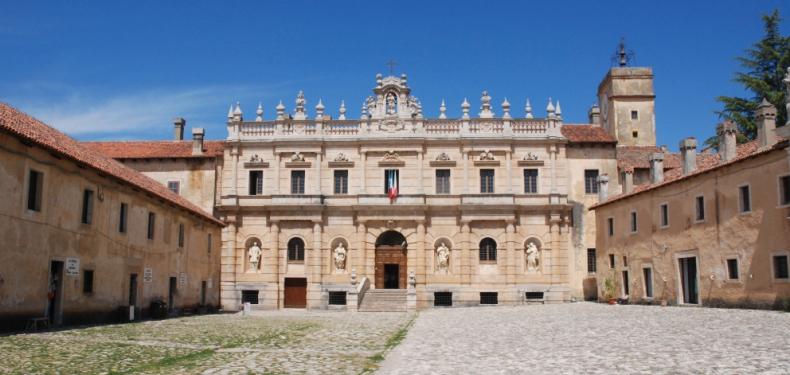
[378,302,790,375]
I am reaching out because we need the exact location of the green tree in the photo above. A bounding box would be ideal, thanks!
[706,9,790,148]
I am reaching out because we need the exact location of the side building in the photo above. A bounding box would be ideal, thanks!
[591,99,790,307]
[0,104,224,330]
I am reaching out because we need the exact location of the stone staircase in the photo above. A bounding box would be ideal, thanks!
[358,289,407,312]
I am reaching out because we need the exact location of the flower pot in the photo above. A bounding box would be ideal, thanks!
[607,298,617,305]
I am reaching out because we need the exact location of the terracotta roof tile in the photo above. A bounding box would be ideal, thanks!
[82,140,224,159]
[561,124,617,143]
[0,103,223,226]
[616,146,680,170]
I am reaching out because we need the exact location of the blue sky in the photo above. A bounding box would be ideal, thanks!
[1,1,788,148]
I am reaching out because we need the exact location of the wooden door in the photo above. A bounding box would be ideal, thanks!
[284,278,307,308]
[375,245,407,289]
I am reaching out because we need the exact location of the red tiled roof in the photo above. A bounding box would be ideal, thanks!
[0,103,223,226]
[82,140,224,159]
[616,146,680,170]
[591,140,784,209]
[561,124,617,143]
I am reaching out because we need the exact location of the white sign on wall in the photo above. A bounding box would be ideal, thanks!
[179,272,187,286]
[65,258,80,276]
[143,267,153,283]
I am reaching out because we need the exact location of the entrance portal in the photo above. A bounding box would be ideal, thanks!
[678,256,699,304]
[375,231,407,289]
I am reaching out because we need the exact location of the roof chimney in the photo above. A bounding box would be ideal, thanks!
[597,174,610,202]
[588,104,601,126]
[622,168,634,194]
[174,117,186,141]
[649,153,664,184]
[192,128,205,156]
[680,137,697,175]
[756,98,777,149]
[716,120,737,162]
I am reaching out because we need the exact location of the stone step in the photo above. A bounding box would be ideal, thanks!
[359,289,407,312]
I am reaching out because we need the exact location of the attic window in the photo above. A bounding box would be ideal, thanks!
[632,130,638,138]
[631,110,638,120]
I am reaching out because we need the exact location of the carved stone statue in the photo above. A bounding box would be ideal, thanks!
[479,149,495,161]
[436,152,451,161]
[382,150,400,161]
[248,241,262,272]
[291,151,305,162]
[333,242,347,271]
[436,242,450,272]
[526,241,540,272]
[386,93,397,115]
[249,154,261,163]
[334,153,349,162]
[523,152,539,161]
[408,270,416,289]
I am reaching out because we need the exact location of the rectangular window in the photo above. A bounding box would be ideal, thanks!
[384,169,399,195]
[334,170,348,194]
[118,203,128,233]
[248,170,263,195]
[177,223,185,248]
[609,254,615,269]
[328,291,347,305]
[695,196,705,221]
[207,233,212,254]
[630,211,637,233]
[434,292,452,307]
[480,292,498,305]
[660,203,669,227]
[726,258,739,280]
[607,217,614,236]
[291,170,305,194]
[623,256,628,267]
[436,169,451,194]
[643,267,653,298]
[622,270,630,296]
[525,292,544,300]
[81,189,94,224]
[584,170,599,194]
[774,255,789,279]
[631,110,638,120]
[167,181,180,195]
[480,169,495,193]
[587,248,597,273]
[241,290,259,304]
[147,212,156,240]
[523,169,538,194]
[27,170,43,211]
[781,175,790,205]
[83,270,94,294]
[739,185,751,213]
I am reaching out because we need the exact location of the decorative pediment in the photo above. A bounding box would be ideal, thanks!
[378,150,405,167]
[290,152,305,162]
[243,154,270,168]
[474,149,499,166]
[285,152,311,168]
[328,152,354,168]
[429,152,456,167]
[517,152,544,166]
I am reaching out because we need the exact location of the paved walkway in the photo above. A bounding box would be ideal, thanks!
[378,303,790,374]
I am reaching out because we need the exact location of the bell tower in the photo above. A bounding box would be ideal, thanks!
[597,40,656,147]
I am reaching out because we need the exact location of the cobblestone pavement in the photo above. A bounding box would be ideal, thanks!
[378,303,790,375]
[0,310,413,374]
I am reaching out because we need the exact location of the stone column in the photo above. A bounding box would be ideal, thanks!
[505,221,515,284]
[231,146,240,195]
[416,220,426,285]
[461,221,471,284]
[506,150,513,194]
[220,218,238,310]
[357,221,368,278]
[270,221,281,308]
[312,221,323,284]
[360,151,367,194]
[272,149,280,194]
[314,152,322,195]
[462,150,470,194]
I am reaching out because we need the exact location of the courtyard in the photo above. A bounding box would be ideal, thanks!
[1,303,789,374]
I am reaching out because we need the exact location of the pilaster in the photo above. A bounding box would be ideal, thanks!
[270,220,281,308]
[505,221,515,284]
[416,219,426,285]
[460,221,471,284]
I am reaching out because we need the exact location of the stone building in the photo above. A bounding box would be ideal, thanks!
[590,94,790,306]
[0,104,223,330]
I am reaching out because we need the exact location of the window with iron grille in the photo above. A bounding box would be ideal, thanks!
[480,169,495,193]
[695,195,705,221]
[241,290,259,304]
[630,211,637,233]
[523,169,538,193]
[479,238,497,262]
[328,291,347,305]
[780,175,790,205]
[434,292,452,307]
[660,203,669,227]
[607,217,614,236]
[27,169,43,212]
[726,258,739,280]
[609,254,615,268]
[167,181,180,195]
[334,170,348,194]
[81,189,94,224]
[774,255,789,279]
[288,238,305,262]
[147,212,156,240]
[587,248,596,273]
[119,203,128,233]
[739,185,751,213]
[480,292,498,305]
[291,170,305,194]
[525,292,544,300]
[83,270,94,294]
[584,170,599,194]
[207,233,212,254]
[178,223,185,248]
[248,171,263,195]
[435,169,451,194]
[631,110,639,120]
[623,256,628,267]
[643,267,653,298]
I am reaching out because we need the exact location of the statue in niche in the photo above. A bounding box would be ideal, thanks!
[436,152,451,161]
[523,152,539,161]
[526,241,540,272]
[334,153,350,162]
[248,241,262,272]
[386,93,397,115]
[479,149,495,161]
[291,152,305,162]
[436,242,450,272]
[249,154,261,163]
[333,242,347,271]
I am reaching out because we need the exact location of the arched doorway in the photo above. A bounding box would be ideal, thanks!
[375,230,407,289]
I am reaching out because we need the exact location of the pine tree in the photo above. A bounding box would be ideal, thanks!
[706,9,790,148]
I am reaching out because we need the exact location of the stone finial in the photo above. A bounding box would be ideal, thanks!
[315,99,325,120]
[439,99,447,119]
[338,100,347,120]
[679,137,697,175]
[400,73,408,86]
[546,98,555,119]
[597,174,610,202]
[555,100,562,120]
[462,98,470,119]
[525,98,533,119]
[716,120,737,161]
[227,104,234,119]
[755,98,777,148]
[784,67,790,126]
[649,152,664,184]
[479,90,494,118]
[502,98,511,119]
[256,102,264,122]
[275,100,285,121]
[293,90,307,120]
[376,73,383,87]
[361,101,369,118]
[233,102,243,121]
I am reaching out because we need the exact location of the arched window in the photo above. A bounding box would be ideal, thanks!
[479,238,497,262]
[288,238,305,262]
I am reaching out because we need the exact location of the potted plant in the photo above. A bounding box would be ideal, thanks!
[603,273,618,305]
